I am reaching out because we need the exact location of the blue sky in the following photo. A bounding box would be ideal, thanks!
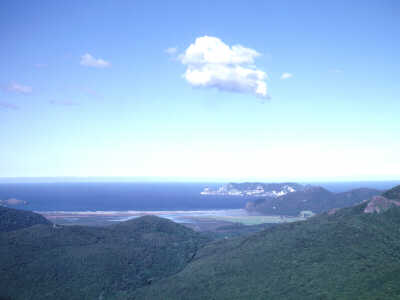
[0,0,399,181]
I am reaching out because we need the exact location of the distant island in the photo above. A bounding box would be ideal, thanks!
[201,182,303,197]
[202,182,381,216]
[0,198,28,206]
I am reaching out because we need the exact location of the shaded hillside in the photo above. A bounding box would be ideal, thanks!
[246,186,380,216]
[336,187,383,203]
[383,185,400,200]
[0,206,51,232]
[0,215,208,300]
[200,222,276,240]
[132,187,400,299]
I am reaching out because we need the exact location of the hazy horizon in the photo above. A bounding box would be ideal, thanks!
[1,176,399,184]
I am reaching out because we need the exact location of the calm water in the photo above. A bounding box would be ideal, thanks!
[0,181,398,211]
[0,182,241,211]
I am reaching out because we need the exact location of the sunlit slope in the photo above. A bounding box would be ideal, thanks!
[132,186,400,300]
[0,215,208,300]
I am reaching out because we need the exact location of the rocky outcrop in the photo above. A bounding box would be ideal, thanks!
[363,196,400,214]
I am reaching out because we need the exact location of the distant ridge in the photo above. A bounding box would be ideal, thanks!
[243,184,381,216]
[201,182,382,216]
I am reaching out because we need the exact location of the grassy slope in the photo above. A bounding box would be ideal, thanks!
[132,202,400,300]
[0,215,208,300]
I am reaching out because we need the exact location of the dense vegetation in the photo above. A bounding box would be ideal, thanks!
[383,185,400,200]
[246,187,380,215]
[0,206,51,232]
[200,222,275,240]
[0,215,208,300]
[131,186,400,299]
[2,185,400,299]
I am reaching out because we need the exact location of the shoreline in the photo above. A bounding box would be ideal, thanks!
[37,209,306,229]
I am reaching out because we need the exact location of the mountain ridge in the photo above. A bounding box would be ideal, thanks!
[130,185,400,299]
[245,185,381,216]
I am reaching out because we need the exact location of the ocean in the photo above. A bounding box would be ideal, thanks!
[0,181,399,212]
[0,182,240,211]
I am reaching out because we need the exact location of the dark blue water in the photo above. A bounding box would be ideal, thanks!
[0,181,398,211]
[0,182,245,211]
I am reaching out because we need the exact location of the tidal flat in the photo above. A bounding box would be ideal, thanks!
[38,209,306,231]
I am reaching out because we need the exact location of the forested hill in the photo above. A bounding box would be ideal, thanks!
[131,185,400,300]
[0,215,208,300]
[0,205,51,232]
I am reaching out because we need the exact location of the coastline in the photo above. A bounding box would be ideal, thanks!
[38,209,306,230]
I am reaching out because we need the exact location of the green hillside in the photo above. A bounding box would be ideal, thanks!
[132,188,400,299]
[0,206,51,232]
[0,215,208,300]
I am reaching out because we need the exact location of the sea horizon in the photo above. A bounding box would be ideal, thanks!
[1,181,400,213]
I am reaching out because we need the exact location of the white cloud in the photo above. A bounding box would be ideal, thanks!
[165,47,178,55]
[179,36,268,98]
[8,82,32,94]
[280,72,293,80]
[80,53,110,68]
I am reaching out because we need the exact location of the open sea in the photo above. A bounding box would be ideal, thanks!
[0,181,399,212]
